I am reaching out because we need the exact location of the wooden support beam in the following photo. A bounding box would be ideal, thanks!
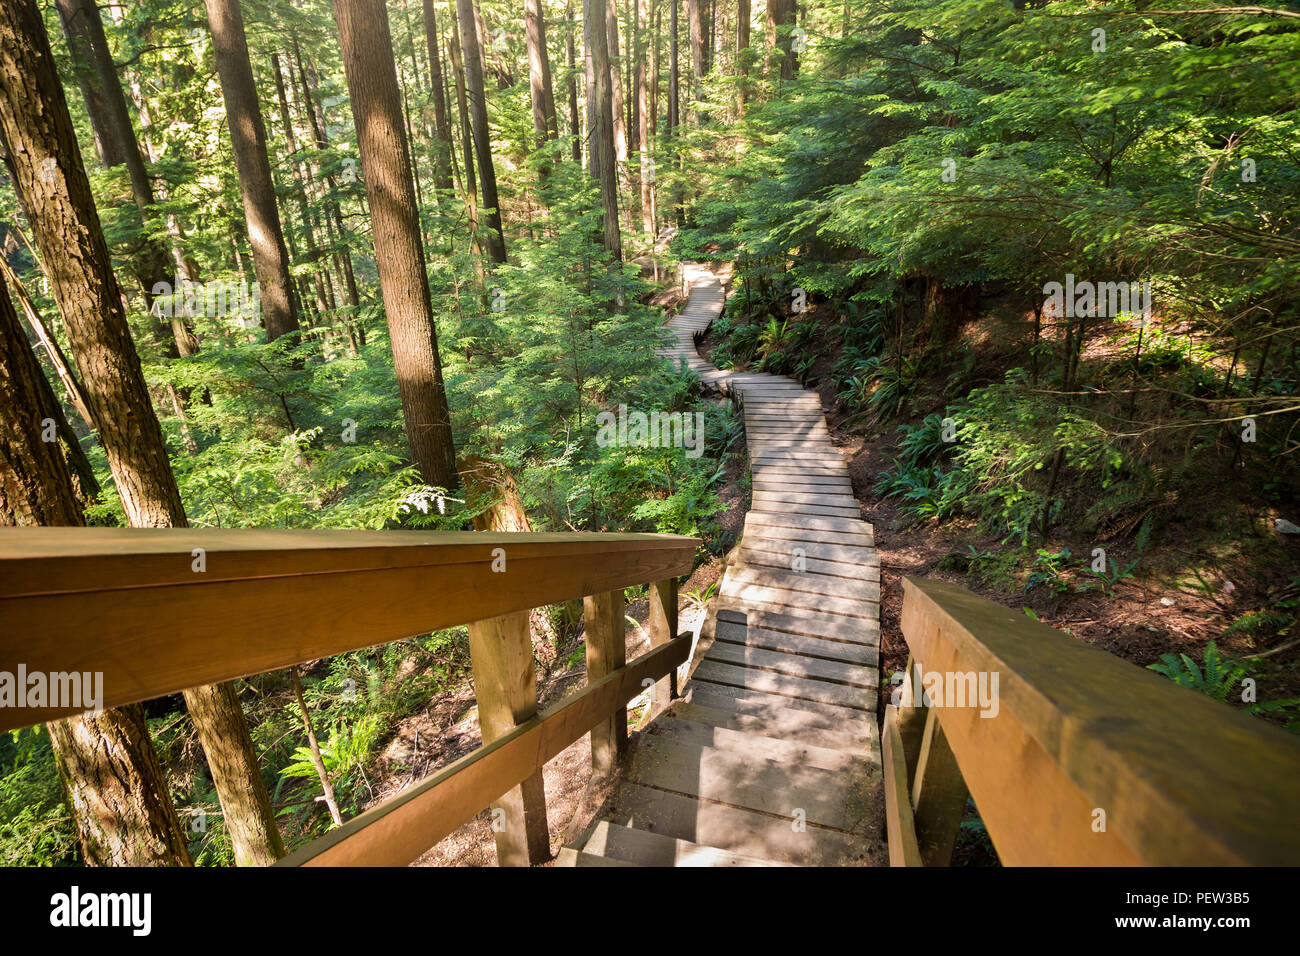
[911,705,969,867]
[647,576,679,717]
[279,634,690,866]
[896,653,927,782]
[468,611,550,866]
[584,590,628,773]
[882,704,923,867]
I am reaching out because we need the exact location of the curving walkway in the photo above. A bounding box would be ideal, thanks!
[559,263,884,866]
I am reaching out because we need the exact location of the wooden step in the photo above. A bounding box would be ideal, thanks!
[580,820,789,867]
[703,641,878,690]
[717,580,881,618]
[723,566,881,602]
[713,617,879,666]
[691,659,876,711]
[714,605,881,645]
[737,546,881,580]
[670,699,876,754]
[605,783,878,866]
[627,736,877,833]
[553,847,640,866]
[682,681,878,733]
[647,715,866,773]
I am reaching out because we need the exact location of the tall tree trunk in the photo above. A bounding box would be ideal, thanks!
[585,0,622,260]
[422,0,455,192]
[668,0,679,134]
[737,0,751,114]
[525,0,559,148]
[635,0,653,236]
[448,4,489,299]
[202,0,300,343]
[0,0,286,866]
[334,0,459,491]
[687,0,705,111]
[766,0,795,83]
[290,38,363,334]
[565,1,582,164]
[1,256,193,866]
[271,53,332,325]
[455,0,507,263]
[606,0,630,206]
[53,0,182,356]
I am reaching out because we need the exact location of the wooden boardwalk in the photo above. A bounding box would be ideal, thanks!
[559,264,884,866]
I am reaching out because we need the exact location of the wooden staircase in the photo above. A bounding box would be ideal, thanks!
[559,263,886,866]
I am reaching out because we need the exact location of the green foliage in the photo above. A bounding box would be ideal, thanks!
[1147,642,1247,703]
[0,728,75,867]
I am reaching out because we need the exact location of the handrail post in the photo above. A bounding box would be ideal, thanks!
[911,706,969,866]
[467,610,550,865]
[647,577,679,718]
[584,590,629,774]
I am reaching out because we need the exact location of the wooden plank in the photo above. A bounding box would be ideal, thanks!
[738,547,881,581]
[911,705,970,867]
[714,618,878,666]
[714,605,881,644]
[584,590,628,774]
[703,642,878,689]
[724,565,879,601]
[883,705,924,867]
[902,576,1300,865]
[279,634,691,866]
[0,529,697,730]
[692,660,875,711]
[581,820,792,866]
[468,611,550,866]
[670,699,875,754]
[648,715,865,772]
[628,736,876,832]
[717,580,881,618]
[553,848,640,867]
[682,682,877,734]
[606,782,875,866]
[648,577,679,716]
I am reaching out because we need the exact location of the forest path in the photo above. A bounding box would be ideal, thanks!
[558,263,886,866]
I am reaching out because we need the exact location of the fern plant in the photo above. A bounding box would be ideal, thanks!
[1147,642,1246,702]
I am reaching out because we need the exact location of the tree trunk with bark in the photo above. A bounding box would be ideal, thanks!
[202,0,300,342]
[565,1,581,163]
[766,0,795,83]
[53,0,184,356]
[422,0,456,192]
[0,0,286,867]
[585,0,622,260]
[524,0,559,148]
[456,0,507,263]
[334,0,459,491]
[1,267,194,866]
[737,0,751,114]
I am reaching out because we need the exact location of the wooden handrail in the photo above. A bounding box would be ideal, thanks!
[0,528,698,730]
[887,576,1300,866]
[280,633,691,866]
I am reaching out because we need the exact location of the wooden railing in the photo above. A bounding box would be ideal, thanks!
[0,528,698,866]
[885,576,1300,866]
